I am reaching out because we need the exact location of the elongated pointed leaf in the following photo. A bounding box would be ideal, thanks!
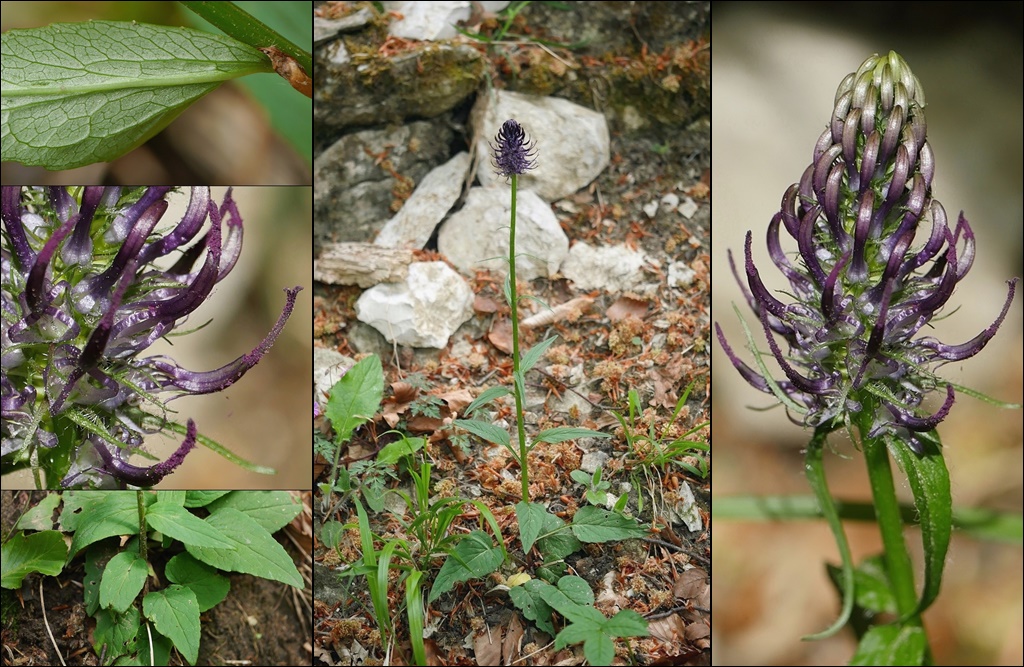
[1,21,270,170]
[205,491,302,534]
[534,427,611,445]
[515,501,547,554]
[570,506,648,543]
[143,585,200,665]
[68,493,140,559]
[464,386,511,416]
[454,418,511,449]
[99,551,148,613]
[146,502,235,549]
[520,335,558,374]
[889,432,951,619]
[184,508,302,588]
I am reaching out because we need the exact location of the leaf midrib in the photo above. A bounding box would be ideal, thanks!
[2,64,268,97]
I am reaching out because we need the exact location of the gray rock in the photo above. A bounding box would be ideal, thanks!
[561,242,646,293]
[314,348,353,403]
[315,42,484,132]
[472,90,610,202]
[580,451,610,474]
[438,186,568,280]
[314,121,453,249]
[375,152,472,249]
[355,262,474,348]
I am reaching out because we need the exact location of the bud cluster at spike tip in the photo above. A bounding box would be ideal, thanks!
[490,119,538,178]
[1,187,302,487]
[715,51,1018,454]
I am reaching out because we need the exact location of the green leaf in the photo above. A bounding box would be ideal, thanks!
[554,616,602,649]
[602,609,649,638]
[146,502,236,549]
[205,491,302,533]
[405,569,427,667]
[508,579,554,635]
[375,437,426,466]
[464,386,511,416]
[536,512,582,561]
[515,501,547,554]
[185,508,302,588]
[534,427,611,445]
[84,540,119,616]
[326,354,383,443]
[570,506,648,543]
[520,335,558,374]
[1,20,270,170]
[68,492,147,559]
[94,606,140,661]
[569,470,592,486]
[60,491,112,531]
[156,491,186,506]
[183,491,231,508]
[143,585,200,666]
[454,418,511,449]
[164,553,230,612]
[0,531,67,588]
[428,531,503,603]
[889,432,951,618]
[15,493,61,531]
[118,620,172,666]
[99,551,148,613]
[850,624,928,666]
[320,521,346,550]
[536,576,597,623]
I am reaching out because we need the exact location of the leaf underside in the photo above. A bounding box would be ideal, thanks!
[1,20,268,169]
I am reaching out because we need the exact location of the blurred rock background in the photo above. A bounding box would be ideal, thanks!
[712,3,1023,665]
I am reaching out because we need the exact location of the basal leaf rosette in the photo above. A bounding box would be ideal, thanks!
[716,51,1018,453]
[1,186,301,487]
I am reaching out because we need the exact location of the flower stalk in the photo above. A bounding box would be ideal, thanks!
[491,119,538,501]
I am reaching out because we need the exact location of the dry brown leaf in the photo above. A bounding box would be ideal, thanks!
[406,414,446,433]
[474,294,503,313]
[684,622,711,641]
[674,567,708,600]
[440,388,474,415]
[606,295,649,322]
[502,614,525,665]
[391,381,419,404]
[474,626,503,667]
[521,296,594,329]
[647,613,686,644]
[488,318,513,354]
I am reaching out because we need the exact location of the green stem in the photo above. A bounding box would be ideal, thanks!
[508,174,530,501]
[179,1,312,74]
[860,417,919,620]
[136,491,147,562]
[802,425,855,640]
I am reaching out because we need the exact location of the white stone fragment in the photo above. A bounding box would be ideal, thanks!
[438,186,568,279]
[375,152,471,249]
[667,261,697,289]
[383,1,472,40]
[355,262,474,348]
[561,242,646,293]
[678,196,699,219]
[643,200,659,218]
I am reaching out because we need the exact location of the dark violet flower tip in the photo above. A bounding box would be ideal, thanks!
[91,419,198,487]
[490,119,538,178]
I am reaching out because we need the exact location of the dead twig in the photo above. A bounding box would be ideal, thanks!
[40,579,67,666]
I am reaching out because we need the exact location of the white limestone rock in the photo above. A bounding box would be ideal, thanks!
[438,186,568,280]
[561,242,646,293]
[375,152,471,249]
[355,262,474,348]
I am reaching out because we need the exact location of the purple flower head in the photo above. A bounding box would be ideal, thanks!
[717,51,1018,454]
[1,187,302,487]
[490,119,538,178]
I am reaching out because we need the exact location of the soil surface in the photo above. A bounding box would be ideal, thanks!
[1,491,312,666]
[313,3,711,665]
